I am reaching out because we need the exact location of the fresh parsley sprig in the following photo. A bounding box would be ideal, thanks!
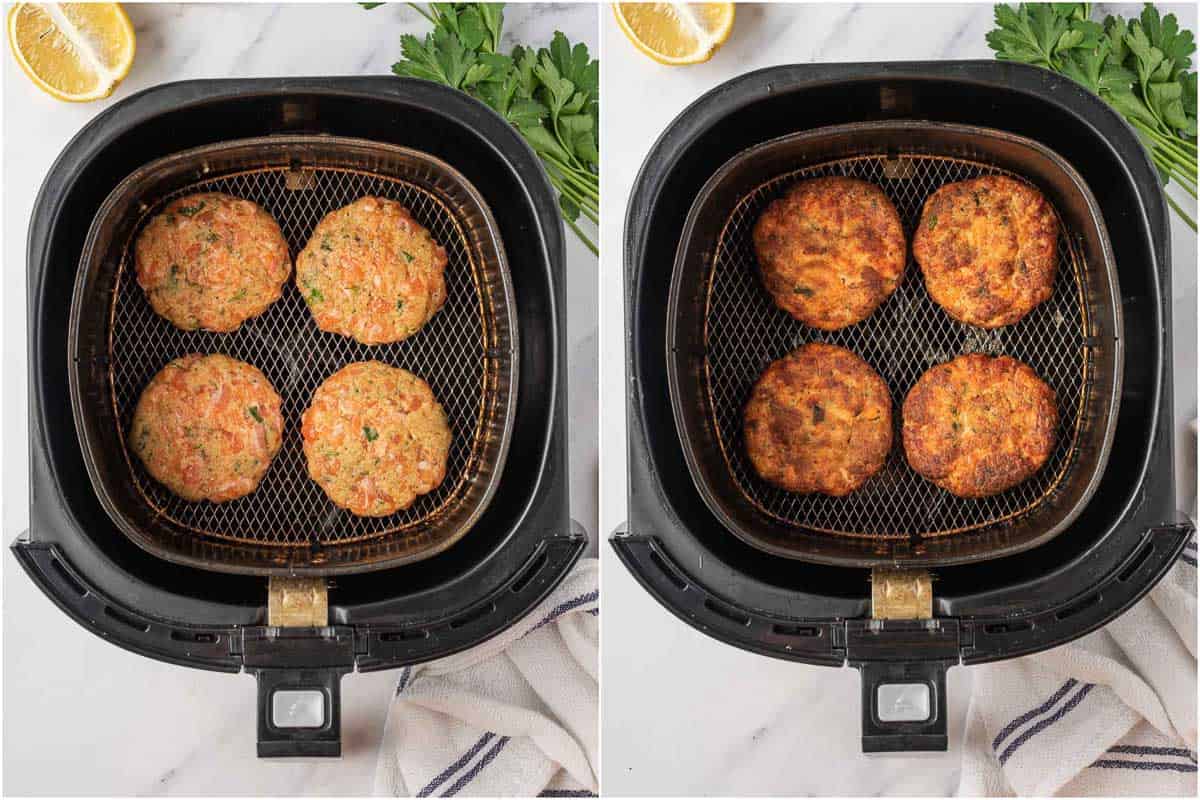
[988,3,1197,230]
[368,3,599,253]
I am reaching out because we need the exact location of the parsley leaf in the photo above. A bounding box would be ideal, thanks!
[988,3,1197,231]
[177,201,206,217]
[385,3,598,253]
[364,426,379,442]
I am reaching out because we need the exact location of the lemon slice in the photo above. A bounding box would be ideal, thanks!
[8,2,135,102]
[613,2,735,66]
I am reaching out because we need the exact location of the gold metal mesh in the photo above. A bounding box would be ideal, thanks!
[704,155,1090,538]
[108,166,495,547]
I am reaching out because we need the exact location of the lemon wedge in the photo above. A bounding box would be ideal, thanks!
[8,2,135,102]
[613,2,735,66]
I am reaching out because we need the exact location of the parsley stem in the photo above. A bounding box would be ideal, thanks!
[1133,119,1199,172]
[551,179,599,225]
[552,174,598,213]
[1151,150,1198,196]
[1159,151,1198,184]
[543,154,600,201]
[405,2,436,25]
[1160,140,1199,174]
[564,214,598,255]
[549,171,600,217]
[1158,146,1197,180]
[552,171,599,208]
[1164,191,1197,231]
[1168,168,1198,199]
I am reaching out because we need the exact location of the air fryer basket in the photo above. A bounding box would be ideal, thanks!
[69,135,518,575]
[667,122,1122,567]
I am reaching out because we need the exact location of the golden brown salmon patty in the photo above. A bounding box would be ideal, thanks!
[134,193,291,332]
[129,354,284,502]
[903,354,1057,498]
[301,361,451,517]
[296,197,448,345]
[752,176,906,330]
[913,175,1058,328]
[743,342,893,496]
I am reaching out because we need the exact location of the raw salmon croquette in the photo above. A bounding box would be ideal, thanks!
[129,354,284,502]
[903,354,1058,498]
[752,176,906,330]
[134,192,291,332]
[302,361,452,517]
[743,342,893,496]
[913,175,1058,328]
[296,197,448,345]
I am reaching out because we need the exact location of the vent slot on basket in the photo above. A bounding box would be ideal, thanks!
[702,154,1092,540]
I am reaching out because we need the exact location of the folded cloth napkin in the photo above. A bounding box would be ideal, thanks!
[374,557,598,798]
[957,537,1197,796]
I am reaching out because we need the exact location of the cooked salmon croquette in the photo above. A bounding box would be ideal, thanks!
[129,354,284,502]
[302,361,452,517]
[752,176,906,330]
[913,175,1058,328]
[743,343,893,496]
[296,197,448,345]
[134,192,291,332]
[903,354,1058,498]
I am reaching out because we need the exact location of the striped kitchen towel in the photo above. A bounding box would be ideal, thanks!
[373,558,598,798]
[958,537,1196,796]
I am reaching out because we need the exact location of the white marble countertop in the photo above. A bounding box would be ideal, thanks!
[2,3,596,794]
[598,3,1197,796]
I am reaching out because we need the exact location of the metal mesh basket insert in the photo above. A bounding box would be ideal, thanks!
[706,155,1087,538]
[70,136,517,575]
[666,122,1122,567]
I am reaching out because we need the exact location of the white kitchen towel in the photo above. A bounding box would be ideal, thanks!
[957,537,1197,796]
[374,558,598,798]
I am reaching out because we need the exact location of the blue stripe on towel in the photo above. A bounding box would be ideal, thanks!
[998,683,1095,765]
[991,679,1079,751]
[417,733,496,797]
[1091,759,1198,773]
[539,791,598,797]
[1107,745,1197,761]
[442,736,511,796]
[531,590,600,633]
[395,666,414,695]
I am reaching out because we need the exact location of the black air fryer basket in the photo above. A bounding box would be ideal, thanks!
[613,61,1193,753]
[15,77,582,757]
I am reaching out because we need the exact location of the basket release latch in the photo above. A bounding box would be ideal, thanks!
[268,576,329,627]
[870,568,932,620]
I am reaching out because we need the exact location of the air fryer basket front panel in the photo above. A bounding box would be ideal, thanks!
[667,122,1121,567]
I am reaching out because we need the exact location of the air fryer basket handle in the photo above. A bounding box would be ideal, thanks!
[252,666,351,758]
[856,660,953,753]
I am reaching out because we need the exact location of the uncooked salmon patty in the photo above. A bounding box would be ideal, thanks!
[743,342,893,496]
[912,175,1058,328]
[752,176,906,330]
[129,354,284,502]
[296,197,448,345]
[301,361,452,517]
[134,192,291,332]
[903,354,1058,498]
